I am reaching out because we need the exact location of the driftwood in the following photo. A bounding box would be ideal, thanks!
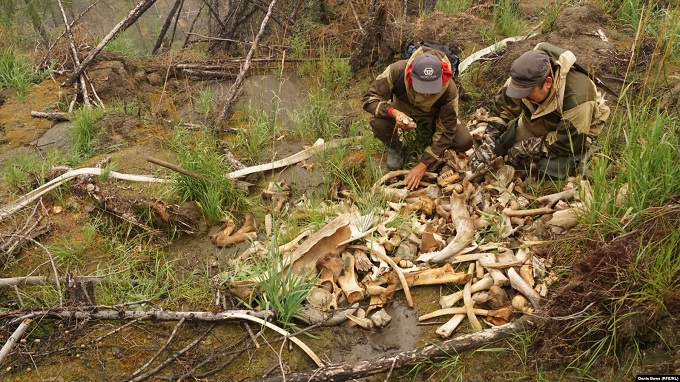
[63,0,158,87]
[30,111,70,121]
[257,318,529,382]
[0,319,32,365]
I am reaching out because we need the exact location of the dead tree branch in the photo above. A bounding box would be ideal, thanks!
[63,0,158,87]
[216,0,279,122]
[258,318,530,382]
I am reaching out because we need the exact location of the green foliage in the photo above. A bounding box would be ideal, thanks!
[296,47,351,92]
[193,88,214,118]
[70,106,105,164]
[241,238,317,330]
[0,148,66,195]
[169,128,246,223]
[0,49,39,98]
[289,89,342,142]
[492,0,526,36]
[582,96,680,233]
[103,33,142,56]
[233,106,278,165]
[436,0,474,14]
[629,227,680,307]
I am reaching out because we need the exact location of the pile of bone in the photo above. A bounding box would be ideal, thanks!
[223,109,597,337]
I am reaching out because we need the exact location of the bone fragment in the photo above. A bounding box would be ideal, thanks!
[507,267,541,309]
[402,263,471,287]
[353,249,373,273]
[297,303,359,326]
[487,285,510,310]
[345,312,373,330]
[546,209,578,230]
[436,314,466,338]
[536,188,577,207]
[416,191,474,263]
[370,309,392,328]
[464,281,483,331]
[440,275,493,308]
[511,295,534,313]
[337,252,365,304]
[278,229,313,253]
[479,254,509,286]
[381,186,410,202]
[212,231,257,247]
[345,308,366,328]
[418,307,490,322]
[502,207,555,218]
[367,239,413,307]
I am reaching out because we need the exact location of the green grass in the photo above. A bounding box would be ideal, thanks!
[193,88,214,118]
[289,89,343,143]
[492,0,526,37]
[169,127,247,223]
[435,0,474,14]
[582,96,680,233]
[241,238,317,330]
[0,49,39,98]
[103,33,142,56]
[70,106,105,164]
[0,148,67,195]
[233,106,278,165]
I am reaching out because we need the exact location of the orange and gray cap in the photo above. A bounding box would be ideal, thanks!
[506,50,551,99]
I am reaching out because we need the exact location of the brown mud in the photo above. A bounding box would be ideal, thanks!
[1,1,679,381]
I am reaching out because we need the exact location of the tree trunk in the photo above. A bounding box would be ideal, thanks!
[63,0,157,87]
[152,0,183,54]
[258,318,530,382]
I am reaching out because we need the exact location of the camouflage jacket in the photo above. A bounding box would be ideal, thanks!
[362,47,464,168]
[489,42,611,159]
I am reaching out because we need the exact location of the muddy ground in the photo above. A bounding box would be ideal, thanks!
[1,1,679,381]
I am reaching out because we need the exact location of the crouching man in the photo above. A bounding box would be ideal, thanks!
[470,42,610,179]
[363,46,473,190]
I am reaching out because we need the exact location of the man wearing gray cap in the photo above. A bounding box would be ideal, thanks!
[363,46,472,190]
[470,42,610,179]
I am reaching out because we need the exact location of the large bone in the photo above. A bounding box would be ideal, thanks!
[464,279,483,331]
[402,263,471,288]
[436,314,466,338]
[418,307,489,322]
[367,239,413,307]
[416,191,474,263]
[479,254,509,286]
[337,252,365,304]
[507,267,541,309]
[440,275,493,308]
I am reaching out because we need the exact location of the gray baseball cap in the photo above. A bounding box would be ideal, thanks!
[411,53,443,94]
[506,50,551,99]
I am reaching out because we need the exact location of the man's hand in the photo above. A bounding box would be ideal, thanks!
[405,162,427,190]
[393,110,416,131]
[506,137,544,168]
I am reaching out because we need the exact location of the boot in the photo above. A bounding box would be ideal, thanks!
[386,147,404,170]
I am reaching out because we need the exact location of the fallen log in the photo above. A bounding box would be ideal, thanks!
[30,111,70,121]
[257,318,530,382]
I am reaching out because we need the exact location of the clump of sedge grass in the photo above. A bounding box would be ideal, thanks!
[169,128,246,223]
[0,49,39,99]
[70,106,105,164]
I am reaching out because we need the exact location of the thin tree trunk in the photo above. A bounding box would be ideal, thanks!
[63,0,157,87]
[182,3,204,49]
[216,0,279,122]
[152,0,183,54]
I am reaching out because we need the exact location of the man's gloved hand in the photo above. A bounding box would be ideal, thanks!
[493,119,518,157]
[506,137,545,168]
[469,134,496,172]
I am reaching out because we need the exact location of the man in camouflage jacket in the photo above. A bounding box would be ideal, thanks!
[363,46,473,190]
[471,42,611,179]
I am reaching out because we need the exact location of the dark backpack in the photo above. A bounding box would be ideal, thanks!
[393,40,465,106]
[401,40,461,77]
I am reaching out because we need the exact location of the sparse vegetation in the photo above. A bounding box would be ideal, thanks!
[0,49,40,99]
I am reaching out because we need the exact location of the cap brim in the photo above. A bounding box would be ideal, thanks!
[506,82,535,99]
[412,78,443,94]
